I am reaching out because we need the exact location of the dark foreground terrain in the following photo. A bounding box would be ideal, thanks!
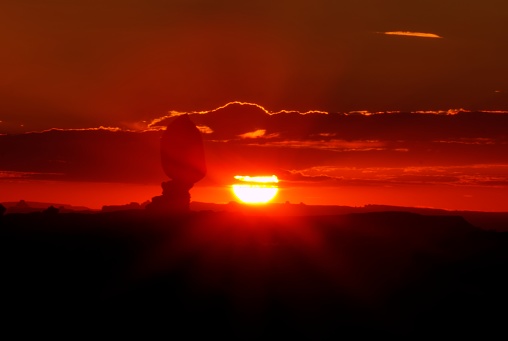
[1,210,507,338]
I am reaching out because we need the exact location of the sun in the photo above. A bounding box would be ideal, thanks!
[232,175,279,204]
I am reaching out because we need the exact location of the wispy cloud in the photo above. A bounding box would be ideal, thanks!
[381,31,443,39]
[0,170,64,179]
[292,164,508,188]
[197,125,214,134]
[257,139,388,152]
[148,101,328,130]
[143,102,508,149]
[239,129,267,139]
[147,110,188,129]
[278,170,335,183]
[433,138,500,145]
[37,126,124,133]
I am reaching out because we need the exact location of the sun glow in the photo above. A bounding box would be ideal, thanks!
[232,175,279,204]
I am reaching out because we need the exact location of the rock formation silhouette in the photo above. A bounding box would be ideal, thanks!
[146,114,206,213]
[43,205,59,215]
[16,200,29,209]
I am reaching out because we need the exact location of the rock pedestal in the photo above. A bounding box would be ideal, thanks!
[146,180,193,213]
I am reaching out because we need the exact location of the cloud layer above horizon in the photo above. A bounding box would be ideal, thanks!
[1,103,507,195]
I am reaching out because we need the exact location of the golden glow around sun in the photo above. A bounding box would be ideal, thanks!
[232,175,279,204]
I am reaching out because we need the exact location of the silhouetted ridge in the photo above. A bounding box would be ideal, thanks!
[346,211,477,231]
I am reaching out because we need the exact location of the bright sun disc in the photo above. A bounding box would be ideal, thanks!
[232,175,279,204]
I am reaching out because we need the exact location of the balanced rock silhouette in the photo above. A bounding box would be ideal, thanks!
[146,114,206,213]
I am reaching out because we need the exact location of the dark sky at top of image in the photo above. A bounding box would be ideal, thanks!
[1,0,507,133]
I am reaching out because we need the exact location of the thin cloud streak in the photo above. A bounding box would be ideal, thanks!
[382,31,443,38]
[37,126,124,133]
[291,164,508,188]
[197,125,214,134]
[239,129,267,139]
[255,140,389,152]
[0,170,64,179]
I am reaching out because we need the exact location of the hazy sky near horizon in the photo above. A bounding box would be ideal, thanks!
[1,0,508,133]
[1,102,508,210]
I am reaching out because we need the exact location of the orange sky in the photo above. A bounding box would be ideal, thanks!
[2,179,507,212]
[1,102,508,211]
[1,2,508,211]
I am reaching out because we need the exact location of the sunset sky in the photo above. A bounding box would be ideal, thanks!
[1,1,508,211]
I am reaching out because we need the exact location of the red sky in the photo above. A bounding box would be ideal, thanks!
[1,1,508,210]
[1,102,508,210]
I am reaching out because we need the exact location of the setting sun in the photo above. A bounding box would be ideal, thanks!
[232,175,279,204]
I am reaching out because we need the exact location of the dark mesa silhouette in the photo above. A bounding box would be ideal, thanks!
[147,114,206,212]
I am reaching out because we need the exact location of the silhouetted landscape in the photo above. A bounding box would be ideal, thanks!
[2,204,507,337]
[2,107,507,338]
[2,1,508,338]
